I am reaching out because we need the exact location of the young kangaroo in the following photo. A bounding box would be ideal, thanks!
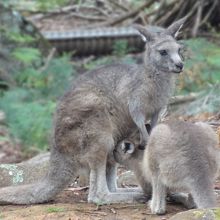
[114,121,219,214]
[0,18,186,205]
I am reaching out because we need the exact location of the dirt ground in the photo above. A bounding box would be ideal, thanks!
[0,189,186,220]
[1,183,220,220]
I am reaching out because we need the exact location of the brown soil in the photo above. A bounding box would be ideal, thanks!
[1,185,220,220]
[0,189,185,220]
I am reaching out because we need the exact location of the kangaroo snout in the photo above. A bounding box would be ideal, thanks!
[173,62,183,73]
[175,62,183,70]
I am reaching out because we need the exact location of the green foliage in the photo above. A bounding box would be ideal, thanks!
[184,84,220,115]
[15,55,73,99]
[1,0,17,8]
[46,207,65,213]
[0,54,75,150]
[40,56,73,99]
[113,40,129,57]
[214,208,220,220]
[6,32,35,44]
[177,38,220,94]
[84,56,113,71]
[0,89,55,150]
[12,47,41,64]
[37,0,69,11]
[0,3,75,152]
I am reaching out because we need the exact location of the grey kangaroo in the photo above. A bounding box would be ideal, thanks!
[114,121,219,214]
[0,18,186,205]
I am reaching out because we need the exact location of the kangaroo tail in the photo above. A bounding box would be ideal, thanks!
[190,178,216,209]
[0,150,74,205]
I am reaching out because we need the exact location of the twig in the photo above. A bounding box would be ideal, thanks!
[185,1,200,19]
[176,0,188,19]
[65,186,89,191]
[70,5,110,17]
[67,12,106,21]
[39,48,56,73]
[192,0,204,37]
[97,0,156,27]
[200,0,218,27]
[28,4,109,21]
[155,0,183,26]
[109,0,129,12]
[150,0,167,23]
[91,6,110,17]
[132,12,147,25]
[27,5,79,21]
[198,32,220,39]
[112,204,145,209]
[201,88,212,109]
[169,93,199,105]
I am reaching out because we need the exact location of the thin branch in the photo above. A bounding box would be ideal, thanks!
[155,0,183,26]
[192,0,204,37]
[39,48,56,73]
[200,0,218,27]
[150,0,168,24]
[97,0,156,27]
[176,0,188,19]
[67,12,106,21]
[109,0,129,12]
[170,93,199,105]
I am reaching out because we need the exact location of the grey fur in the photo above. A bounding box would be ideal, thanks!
[114,121,219,214]
[0,85,141,204]
[0,18,186,205]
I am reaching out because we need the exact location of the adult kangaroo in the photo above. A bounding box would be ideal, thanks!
[0,17,186,204]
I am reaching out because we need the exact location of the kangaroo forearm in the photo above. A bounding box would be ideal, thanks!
[150,111,159,131]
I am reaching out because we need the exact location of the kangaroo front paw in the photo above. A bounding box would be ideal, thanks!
[149,200,166,215]
[88,192,143,204]
[153,207,166,215]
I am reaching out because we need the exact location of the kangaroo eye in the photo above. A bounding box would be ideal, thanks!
[159,50,167,56]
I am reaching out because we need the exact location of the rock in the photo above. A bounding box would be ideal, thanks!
[0,152,50,187]
[0,152,88,188]
[169,208,220,220]
[0,153,139,189]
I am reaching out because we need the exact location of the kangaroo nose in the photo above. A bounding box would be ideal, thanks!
[176,63,183,70]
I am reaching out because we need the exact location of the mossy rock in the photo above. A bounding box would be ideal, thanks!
[169,208,220,220]
[0,153,50,187]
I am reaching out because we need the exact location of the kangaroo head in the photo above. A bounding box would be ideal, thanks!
[135,17,187,74]
[113,124,151,167]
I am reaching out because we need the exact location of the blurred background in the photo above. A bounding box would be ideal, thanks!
[0,0,219,163]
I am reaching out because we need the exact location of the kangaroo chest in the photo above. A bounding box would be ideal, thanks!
[138,76,174,117]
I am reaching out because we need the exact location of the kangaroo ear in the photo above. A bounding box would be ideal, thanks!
[134,24,156,42]
[121,142,135,154]
[145,123,152,135]
[166,16,187,38]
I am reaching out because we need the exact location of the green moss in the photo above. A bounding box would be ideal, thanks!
[214,208,220,220]
[193,210,205,218]
[0,164,24,185]
[46,207,65,213]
